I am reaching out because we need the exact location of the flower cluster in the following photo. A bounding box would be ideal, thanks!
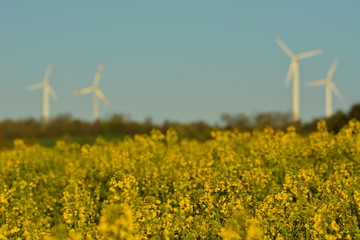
[0,120,359,239]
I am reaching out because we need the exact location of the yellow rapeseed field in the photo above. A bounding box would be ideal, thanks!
[1,120,360,240]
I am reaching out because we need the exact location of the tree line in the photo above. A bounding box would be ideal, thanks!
[0,103,359,145]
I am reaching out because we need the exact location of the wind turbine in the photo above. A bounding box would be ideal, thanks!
[73,64,110,121]
[307,59,342,118]
[276,38,322,122]
[27,64,58,124]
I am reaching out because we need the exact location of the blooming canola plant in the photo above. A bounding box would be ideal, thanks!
[0,120,359,239]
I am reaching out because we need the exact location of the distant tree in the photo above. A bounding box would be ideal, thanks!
[143,117,155,133]
[348,103,360,121]
[91,120,102,135]
[254,112,292,130]
[327,110,348,133]
[221,113,250,130]
[47,113,73,137]
[187,121,212,141]
[1,102,360,144]
[72,119,91,136]
[220,113,232,128]
[102,114,126,135]
[0,118,41,139]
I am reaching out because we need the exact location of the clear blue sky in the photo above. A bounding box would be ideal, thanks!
[1,1,359,124]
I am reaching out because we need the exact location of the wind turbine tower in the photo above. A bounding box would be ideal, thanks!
[276,38,322,122]
[73,64,110,121]
[307,59,342,118]
[27,64,58,124]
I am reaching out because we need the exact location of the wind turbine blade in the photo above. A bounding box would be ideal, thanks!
[27,82,43,91]
[306,79,327,87]
[43,64,54,83]
[94,88,110,106]
[275,38,295,58]
[48,85,58,100]
[298,49,322,60]
[327,59,339,79]
[306,79,328,87]
[330,83,342,99]
[73,87,93,96]
[93,64,104,87]
[285,62,293,86]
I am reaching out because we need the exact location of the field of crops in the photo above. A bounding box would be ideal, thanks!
[1,120,360,240]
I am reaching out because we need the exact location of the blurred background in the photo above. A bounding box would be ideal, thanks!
[0,1,359,144]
